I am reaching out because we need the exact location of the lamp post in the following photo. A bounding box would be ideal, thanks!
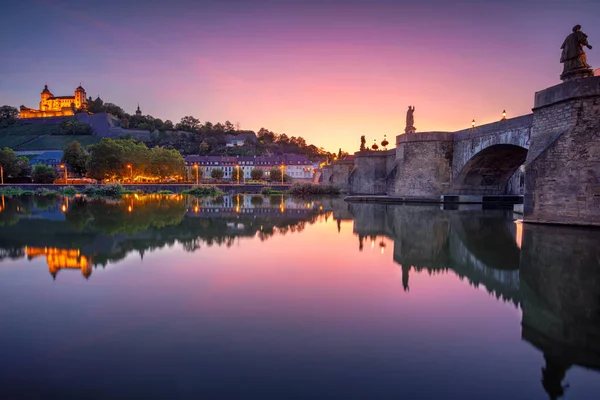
[60,164,67,184]
[194,164,199,185]
[236,164,240,185]
[502,110,507,120]
[471,119,476,129]
[127,164,133,183]
[280,164,285,185]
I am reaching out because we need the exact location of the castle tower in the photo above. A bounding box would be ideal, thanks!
[135,103,142,116]
[74,85,87,109]
[39,85,53,111]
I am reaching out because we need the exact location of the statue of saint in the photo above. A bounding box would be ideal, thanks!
[560,25,593,81]
[405,106,416,134]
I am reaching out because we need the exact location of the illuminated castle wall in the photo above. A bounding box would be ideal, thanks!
[20,84,87,119]
[26,247,92,280]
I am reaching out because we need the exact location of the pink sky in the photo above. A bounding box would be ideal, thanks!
[2,0,599,152]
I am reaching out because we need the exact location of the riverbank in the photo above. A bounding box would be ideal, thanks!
[0,183,292,195]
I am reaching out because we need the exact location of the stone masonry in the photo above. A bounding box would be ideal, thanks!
[523,76,600,226]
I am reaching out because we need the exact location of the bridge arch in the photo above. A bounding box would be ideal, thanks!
[452,144,527,195]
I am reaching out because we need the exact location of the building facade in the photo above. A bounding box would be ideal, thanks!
[20,84,87,119]
[184,154,315,181]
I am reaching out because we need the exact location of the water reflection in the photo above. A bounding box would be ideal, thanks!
[0,195,599,399]
[345,203,600,399]
[0,194,329,277]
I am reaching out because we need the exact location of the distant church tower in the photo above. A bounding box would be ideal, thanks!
[135,104,142,116]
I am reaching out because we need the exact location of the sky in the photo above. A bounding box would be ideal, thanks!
[1,0,599,152]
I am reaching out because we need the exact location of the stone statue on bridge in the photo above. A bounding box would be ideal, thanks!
[405,105,416,134]
[560,25,593,81]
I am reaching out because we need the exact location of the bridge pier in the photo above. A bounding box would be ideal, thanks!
[524,76,600,226]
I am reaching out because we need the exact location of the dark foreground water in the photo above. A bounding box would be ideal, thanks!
[0,194,599,399]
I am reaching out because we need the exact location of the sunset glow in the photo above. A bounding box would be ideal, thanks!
[1,0,599,151]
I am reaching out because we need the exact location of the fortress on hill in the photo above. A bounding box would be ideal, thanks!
[20,84,88,119]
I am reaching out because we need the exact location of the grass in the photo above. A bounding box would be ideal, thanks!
[0,187,35,196]
[157,190,174,194]
[286,182,341,196]
[0,124,101,150]
[182,185,222,196]
[261,187,284,195]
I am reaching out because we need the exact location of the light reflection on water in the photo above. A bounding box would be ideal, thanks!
[0,194,599,400]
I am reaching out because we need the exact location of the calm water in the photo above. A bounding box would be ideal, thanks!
[0,194,599,399]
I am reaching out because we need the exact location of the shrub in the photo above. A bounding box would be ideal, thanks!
[35,187,58,196]
[60,186,78,195]
[287,182,341,196]
[182,185,220,196]
[157,190,174,194]
[97,183,124,197]
[81,185,99,195]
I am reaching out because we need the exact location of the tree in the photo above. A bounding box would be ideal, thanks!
[231,166,243,182]
[32,164,56,183]
[62,141,89,176]
[162,120,174,131]
[87,138,150,181]
[250,168,264,180]
[57,120,93,135]
[199,141,210,155]
[0,147,29,177]
[103,103,125,118]
[269,167,283,182]
[148,147,185,180]
[210,168,224,180]
[176,116,200,132]
[0,105,18,127]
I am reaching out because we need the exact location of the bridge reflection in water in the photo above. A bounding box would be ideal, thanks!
[344,203,600,400]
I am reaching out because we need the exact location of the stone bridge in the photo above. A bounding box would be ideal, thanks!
[333,76,600,226]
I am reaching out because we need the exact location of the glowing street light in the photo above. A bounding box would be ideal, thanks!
[471,119,476,129]
[193,164,199,185]
[60,164,68,184]
[235,164,240,185]
[502,110,507,120]
[280,164,285,184]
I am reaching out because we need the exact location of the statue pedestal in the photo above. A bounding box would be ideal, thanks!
[560,67,594,81]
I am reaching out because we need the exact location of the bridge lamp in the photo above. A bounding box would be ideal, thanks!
[471,119,476,129]
[502,110,507,120]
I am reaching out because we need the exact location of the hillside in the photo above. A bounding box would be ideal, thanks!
[0,124,100,150]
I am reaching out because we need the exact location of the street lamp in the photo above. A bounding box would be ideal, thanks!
[127,164,133,182]
[280,164,285,185]
[235,164,240,185]
[60,164,67,184]
[502,110,507,120]
[193,164,199,185]
[471,119,476,129]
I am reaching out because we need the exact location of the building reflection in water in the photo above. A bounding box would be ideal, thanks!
[26,246,92,280]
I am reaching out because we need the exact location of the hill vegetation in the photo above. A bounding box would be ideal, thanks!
[1,102,346,161]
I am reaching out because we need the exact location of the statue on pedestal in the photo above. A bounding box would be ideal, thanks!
[560,25,593,81]
[405,105,416,134]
